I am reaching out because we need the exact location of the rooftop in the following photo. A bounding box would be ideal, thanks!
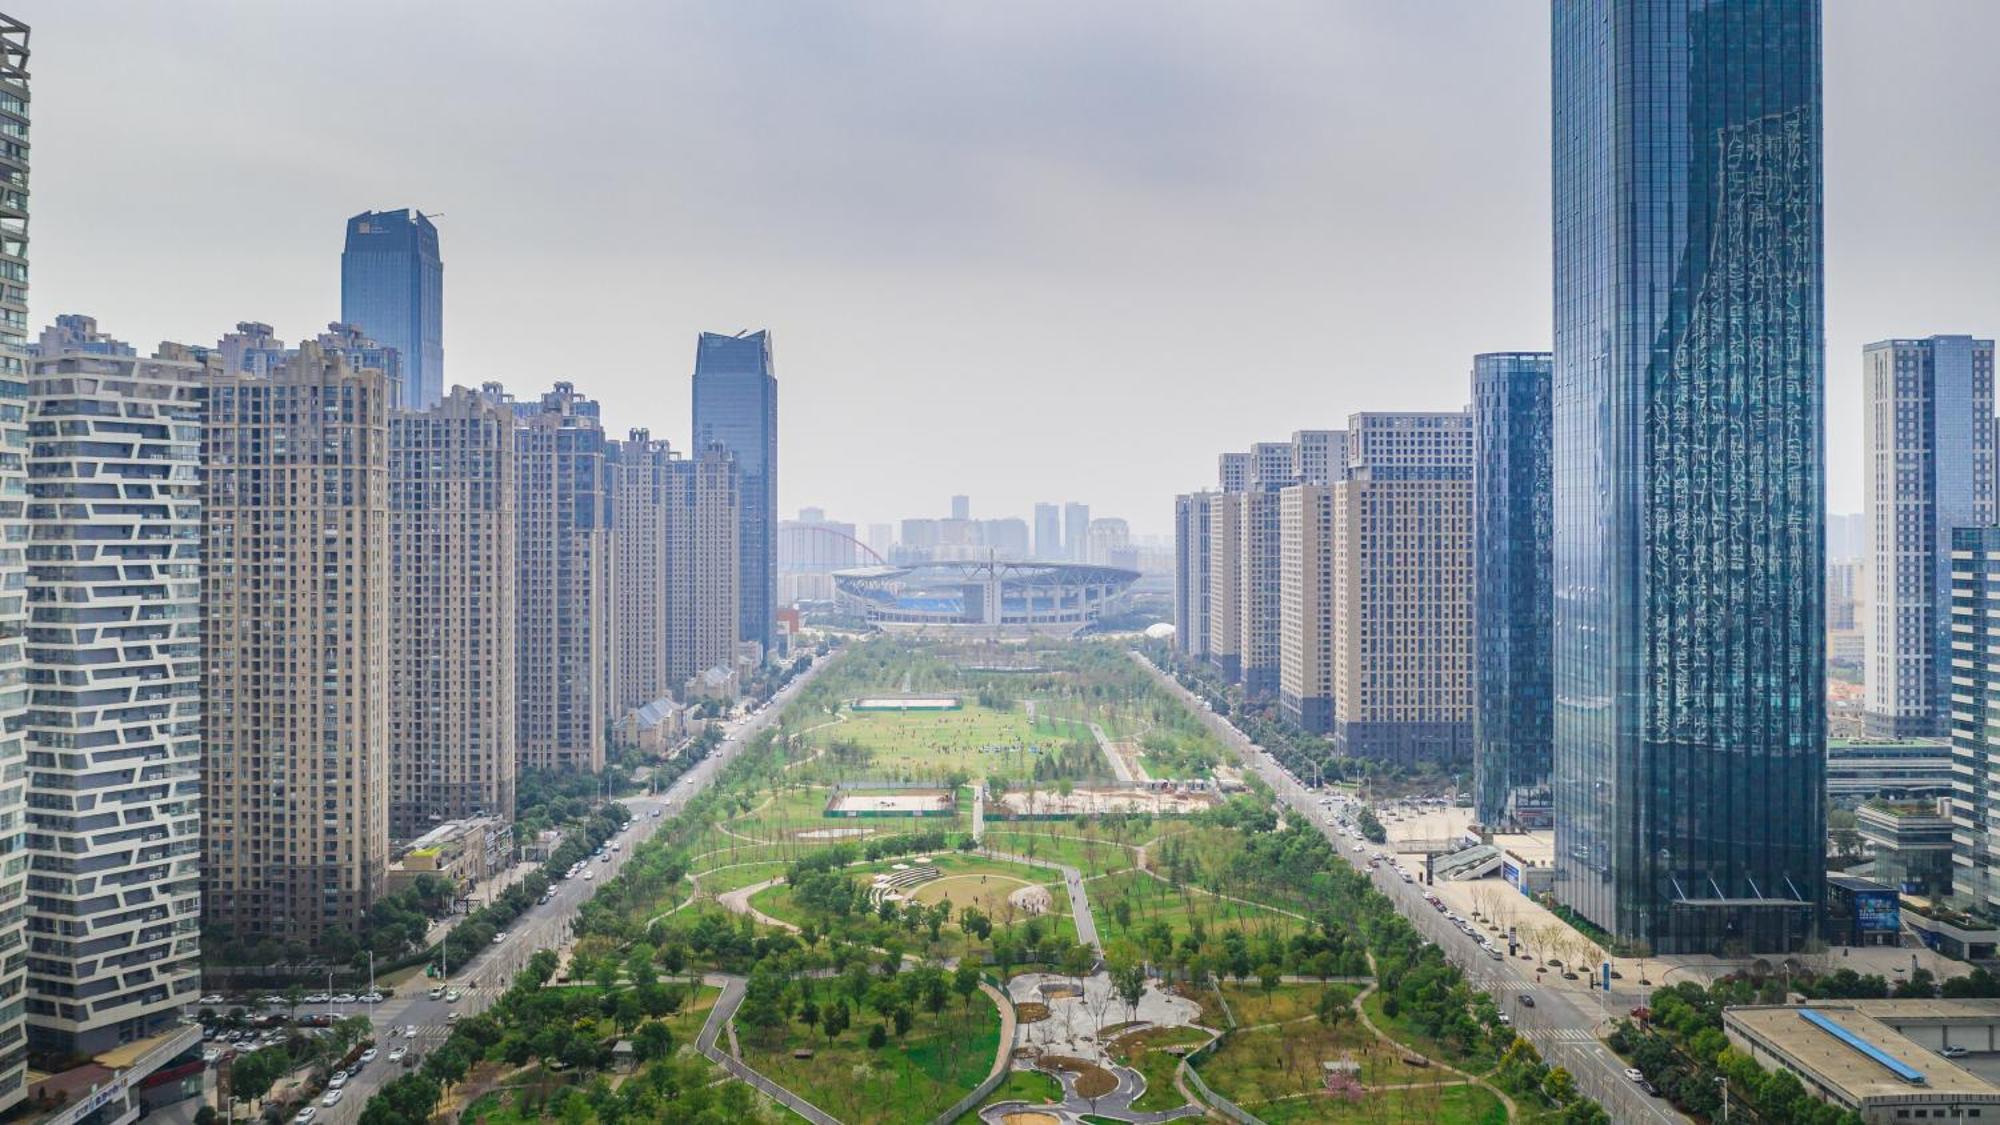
[1726,1005,2000,1103]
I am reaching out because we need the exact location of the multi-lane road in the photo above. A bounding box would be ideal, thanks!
[1132,652,1686,1125]
[304,655,834,1124]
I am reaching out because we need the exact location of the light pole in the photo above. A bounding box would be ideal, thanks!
[1715,1074,1729,1123]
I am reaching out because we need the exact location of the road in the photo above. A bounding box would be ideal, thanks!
[311,654,838,1124]
[1131,652,1685,1125]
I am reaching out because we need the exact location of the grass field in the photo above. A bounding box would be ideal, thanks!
[1248,1082,1508,1124]
[979,828,1139,878]
[802,702,1089,785]
[1361,990,1498,1072]
[1088,868,1309,947]
[1221,982,1346,1028]
[1107,1024,1212,1112]
[1196,1018,1437,1108]
[750,852,1081,957]
[955,1067,1065,1123]
[739,988,1002,1124]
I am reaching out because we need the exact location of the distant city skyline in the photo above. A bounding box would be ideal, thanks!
[21,2,2000,534]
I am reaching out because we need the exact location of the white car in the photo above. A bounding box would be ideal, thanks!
[328,1072,348,1090]
[359,1047,378,1063]
[582,870,595,880]
[321,1089,344,1108]
[200,994,225,1005]
[404,1024,418,1038]
[1624,1068,1645,1083]
[361,991,384,1003]
[332,994,357,1004]
[388,1045,408,1062]
[293,1109,318,1124]
[445,989,461,1003]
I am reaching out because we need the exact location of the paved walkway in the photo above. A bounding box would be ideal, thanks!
[981,848,1099,950]
[695,973,841,1125]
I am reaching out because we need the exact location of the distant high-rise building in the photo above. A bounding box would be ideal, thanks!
[1248,442,1294,492]
[865,523,894,560]
[612,431,681,710]
[1063,502,1091,562]
[32,313,133,357]
[1865,336,1995,738]
[1290,430,1347,486]
[203,341,391,945]
[1330,413,1474,764]
[1206,493,1244,682]
[1951,528,2000,912]
[693,331,778,653]
[501,382,612,773]
[1033,503,1061,560]
[1217,452,1249,494]
[341,209,442,410]
[1279,484,1335,733]
[778,508,858,574]
[1552,0,1824,954]
[1827,512,1867,560]
[1173,493,1213,660]
[950,494,970,521]
[26,329,207,1056]
[1236,490,1284,696]
[1472,353,1554,830]
[1086,517,1130,567]
[982,517,1030,559]
[389,388,516,839]
[668,444,740,690]
[215,320,405,406]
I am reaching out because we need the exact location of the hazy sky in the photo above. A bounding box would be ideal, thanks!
[21,2,2000,537]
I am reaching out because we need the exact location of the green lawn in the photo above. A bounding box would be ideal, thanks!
[1361,989,1497,1072]
[1089,868,1309,947]
[1250,1082,1508,1124]
[1107,1024,1211,1112]
[956,1066,1065,1122]
[1197,1020,1438,1109]
[692,860,793,897]
[1220,982,1349,1028]
[750,853,1081,959]
[739,988,1002,1124]
[979,828,1139,878]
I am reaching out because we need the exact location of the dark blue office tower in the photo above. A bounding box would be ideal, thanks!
[1471,352,1553,833]
[1551,0,1825,954]
[693,330,778,654]
[341,208,442,409]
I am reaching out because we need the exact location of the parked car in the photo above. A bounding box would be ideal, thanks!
[1519,994,1535,1008]
[1943,1045,1971,1059]
[1623,1068,1644,1083]
[293,1109,318,1124]
[321,1089,344,1108]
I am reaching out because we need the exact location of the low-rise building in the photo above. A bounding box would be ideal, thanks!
[384,816,514,895]
[613,698,689,755]
[1858,800,1955,898]
[1724,1002,2000,1123]
[1828,738,1954,806]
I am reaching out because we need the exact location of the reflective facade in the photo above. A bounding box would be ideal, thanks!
[0,19,28,1102]
[1552,0,1825,954]
[1472,353,1554,830]
[692,331,777,653]
[1950,529,2000,913]
[340,209,442,410]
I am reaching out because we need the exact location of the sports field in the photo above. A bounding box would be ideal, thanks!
[809,701,1094,783]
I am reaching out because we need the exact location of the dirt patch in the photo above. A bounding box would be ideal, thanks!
[1006,883,1054,915]
[913,873,1036,917]
[795,827,874,841]
[1015,1002,1051,1024]
[1039,1054,1117,1099]
[1000,1114,1060,1125]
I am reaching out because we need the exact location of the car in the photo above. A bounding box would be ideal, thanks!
[200,994,225,1006]
[1943,1045,1971,1058]
[1519,995,1535,1008]
[404,1024,418,1038]
[1623,1068,1644,1082]
[1639,1080,1660,1097]
[1496,1012,1511,1025]
[293,1109,318,1124]
[427,986,445,1000]
[599,852,611,864]
[321,1089,344,1108]
[388,1045,408,1062]
[262,995,287,1007]
[361,991,384,1003]
[202,1047,222,1063]
[445,989,461,1003]
[583,870,594,880]
[332,994,356,1004]
[360,1047,378,1063]
[305,992,330,1004]
[651,808,663,818]
[328,1072,348,1090]
[447,1011,461,1024]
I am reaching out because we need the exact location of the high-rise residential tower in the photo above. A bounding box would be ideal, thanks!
[1206,493,1243,682]
[1330,413,1474,764]
[1865,336,1995,738]
[1173,493,1213,660]
[388,388,517,840]
[1552,0,1824,954]
[1217,452,1249,494]
[1950,529,2000,912]
[1236,489,1285,697]
[1063,502,1091,562]
[1032,503,1060,560]
[0,17,27,1105]
[610,432,740,707]
[950,495,970,521]
[669,443,741,691]
[692,331,777,653]
[1278,484,1335,733]
[1472,353,1554,830]
[24,330,208,1055]
[340,209,442,410]
[1290,430,1347,486]
[501,382,611,773]
[202,342,391,945]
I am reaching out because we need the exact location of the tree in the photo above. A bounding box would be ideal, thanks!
[228,1049,286,1120]
[635,1020,674,1061]
[867,1023,888,1049]
[821,1000,849,1044]
[1317,985,1354,1027]
[954,964,982,1013]
[283,983,307,1024]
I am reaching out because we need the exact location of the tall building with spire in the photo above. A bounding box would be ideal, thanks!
[1552,0,1824,954]
[692,331,777,653]
[341,209,442,410]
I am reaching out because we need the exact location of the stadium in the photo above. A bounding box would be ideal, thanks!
[833,559,1139,637]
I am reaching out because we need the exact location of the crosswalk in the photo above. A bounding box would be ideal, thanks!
[1523,1026,1600,1045]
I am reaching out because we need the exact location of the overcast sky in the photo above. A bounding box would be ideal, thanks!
[20,2,2000,537]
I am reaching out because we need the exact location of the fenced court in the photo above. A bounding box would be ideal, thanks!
[824,784,959,818]
[850,695,962,712]
[990,783,1222,820]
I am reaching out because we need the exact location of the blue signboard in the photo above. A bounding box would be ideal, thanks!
[1856,892,1900,933]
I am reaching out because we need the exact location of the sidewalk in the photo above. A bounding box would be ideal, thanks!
[421,859,541,950]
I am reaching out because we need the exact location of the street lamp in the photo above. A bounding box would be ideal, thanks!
[1715,1074,1729,1124]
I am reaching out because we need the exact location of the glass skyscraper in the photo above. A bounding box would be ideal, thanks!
[341,208,442,410]
[693,330,778,653]
[1552,0,1825,954]
[1472,352,1553,831]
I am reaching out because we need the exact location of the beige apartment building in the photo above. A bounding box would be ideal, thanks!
[669,442,740,694]
[609,433,740,714]
[202,342,391,944]
[1279,484,1335,733]
[497,383,612,774]
[1206,491,1243,682]
[1329,412,1474,766]
[388,388,517,840]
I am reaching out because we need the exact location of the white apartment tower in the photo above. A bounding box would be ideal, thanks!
[24,332,206,1055]
[1279,484,1335,733]
[388,388,517,840]
[1866,337,1995,737]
